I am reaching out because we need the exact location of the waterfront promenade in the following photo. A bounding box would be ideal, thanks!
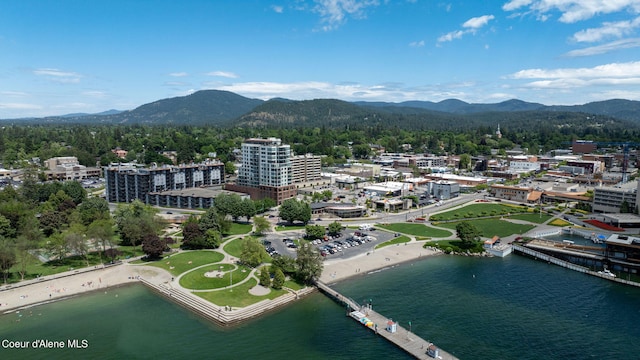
[316,281,458,360]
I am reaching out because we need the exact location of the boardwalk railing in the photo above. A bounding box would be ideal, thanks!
[315,280,458,360]
[512,244,589,273]
[512,244,640,288]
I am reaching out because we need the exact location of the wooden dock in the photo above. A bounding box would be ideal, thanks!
[316,281,458,360]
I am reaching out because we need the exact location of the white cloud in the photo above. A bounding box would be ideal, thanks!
[313,0,380,31]
[509,61,640,79]
[409,40,425,47]
[169,72,189,77]
[564,38,640,56]
[206,71,238,78]
[33,68,82,83]
[463,15,495,29]
[272,5,284,13]
[572,17,640,42]
[438,14,494,43]
[502,0,640,23]
[507,61,640,89]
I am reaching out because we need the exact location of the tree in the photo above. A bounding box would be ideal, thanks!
[142,233,166,259]
[224,161,236,175]
[62,181,87,205]
[87,219,115,264]
[77,197,110,226]
[240,237,267,268]
[114,200,164,248]
[240,198,256,221]
[456,221,481,246]
[0,238,16,284]
[279,198,312,224]
[295,242,323,285]
[271,255,296,275]
[64,224,89,267]
[182,217,205,249]
[259,266,271,287]
[327,221,342,236]
[272,267,285,290]
[459,154,471,170]
[278,198,299,223]
[253,216,271,235]
[305,224,325,240]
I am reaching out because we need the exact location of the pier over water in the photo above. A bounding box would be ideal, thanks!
[316,281,458,360]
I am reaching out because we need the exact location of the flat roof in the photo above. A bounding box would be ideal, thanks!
[601,213,640,224]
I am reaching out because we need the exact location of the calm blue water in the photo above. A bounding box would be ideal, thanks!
[1,255,639,360]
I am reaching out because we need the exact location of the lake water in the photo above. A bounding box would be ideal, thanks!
[1,254,639,359]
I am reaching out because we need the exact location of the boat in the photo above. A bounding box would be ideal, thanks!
[597,269,616,278]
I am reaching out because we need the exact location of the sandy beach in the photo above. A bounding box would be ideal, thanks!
[0,241,439,314]
[320,241,441,284]
[0,263,171,314]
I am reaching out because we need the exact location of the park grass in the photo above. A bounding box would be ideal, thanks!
[223,237,247,258]
[283,279,305,291]
[430,203,528,221]
[195,278,288,308]
[179,263,251,290]
[275,224,306,232]
[7,246,146,283]
[549,218,572,227]
[377,223,452,238]
[224,222,253,236]
[437,219,535,238]
[427,239,485,253]
[375,235,411,249]
[141,250,224,276]
[507,213,552,224]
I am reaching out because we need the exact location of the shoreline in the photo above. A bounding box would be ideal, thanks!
[320,241,442,284]
[1,241,442,319]
[0,263,170,314]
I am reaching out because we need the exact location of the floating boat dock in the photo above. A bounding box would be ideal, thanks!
[316,281,458,360]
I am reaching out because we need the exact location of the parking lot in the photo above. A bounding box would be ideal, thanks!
[262,227,398,260]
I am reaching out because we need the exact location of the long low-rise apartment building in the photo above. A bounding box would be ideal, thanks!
[104,161,225,205]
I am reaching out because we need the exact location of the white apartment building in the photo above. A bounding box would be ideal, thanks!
[238,137,292,188]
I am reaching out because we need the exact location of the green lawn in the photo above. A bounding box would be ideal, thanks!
[224,222,253,236]
[223,237,245,258]
[507,213,552,224]
[179,263,252,290]
[275,225,306,231]
[375,236,411,249]
[283,279,305,291]
[7,246,145,283]
[377,223,453,238]
[141,250,224,276]
[195,278,288,308]
[430,203,529,221]
[437,219,535,238]
[427,239,485,253]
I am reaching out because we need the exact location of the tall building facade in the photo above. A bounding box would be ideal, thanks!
[227,138,302,204]
[104,161,224,204]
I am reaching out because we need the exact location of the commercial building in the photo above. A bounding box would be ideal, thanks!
[291,153,322,184]
[226,137,298,204]
[44,156,101,181]
[104,161,225,206]
[592,180,639,213]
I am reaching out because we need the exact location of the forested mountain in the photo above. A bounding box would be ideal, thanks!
[4,90,640,130]
[30,90,264,126]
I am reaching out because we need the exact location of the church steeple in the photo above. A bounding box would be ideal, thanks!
[496,124,502,139]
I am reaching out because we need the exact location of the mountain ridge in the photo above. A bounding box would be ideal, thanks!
[3,90,640,129]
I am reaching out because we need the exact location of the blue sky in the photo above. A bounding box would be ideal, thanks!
[2,0,640,118]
